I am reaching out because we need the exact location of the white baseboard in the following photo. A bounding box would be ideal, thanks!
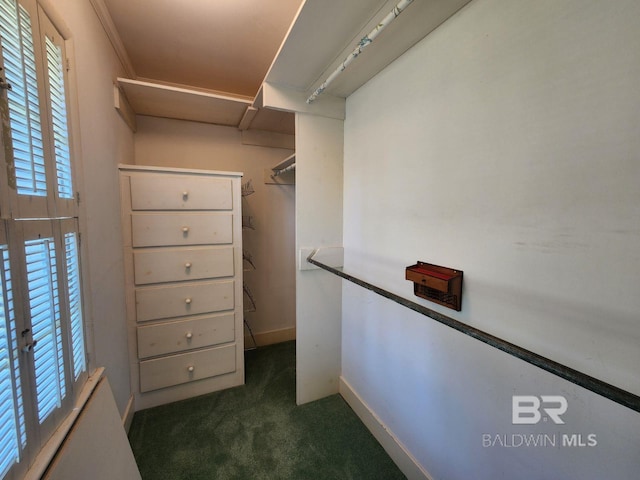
[339,376,433,480]
[244,326,295,348]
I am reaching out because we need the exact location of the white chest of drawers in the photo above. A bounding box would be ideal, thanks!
[119,165,244,410]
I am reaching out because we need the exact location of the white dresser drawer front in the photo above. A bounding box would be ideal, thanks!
[130,174,232,211]
[137,313,235,359]
[139,343,236,392]
[135,280,234,321]
[131,213,232,247]
[133,246,234,285]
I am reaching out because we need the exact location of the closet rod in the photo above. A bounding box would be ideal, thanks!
[306,0,414,104]
[272,163,296,177]
[306,250,640,414]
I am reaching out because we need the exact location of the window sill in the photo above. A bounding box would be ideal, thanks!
[24,367,105,480]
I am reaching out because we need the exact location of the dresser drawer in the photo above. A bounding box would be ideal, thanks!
[131,213,232,247]
[135,280,234,322]
[133,246,234,285]
[137,313,235,359]
[139,343,236,392]
[130,174,232,211]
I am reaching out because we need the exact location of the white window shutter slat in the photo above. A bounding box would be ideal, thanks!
[0,244,24,478]
[25,237,65,424]
[45,36,72,200]
[64,232,84,379]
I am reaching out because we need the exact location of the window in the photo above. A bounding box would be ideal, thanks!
[0,0,87,478]
[0,0,46,199]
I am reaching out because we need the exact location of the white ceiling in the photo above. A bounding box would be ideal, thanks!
[102,0,303,98]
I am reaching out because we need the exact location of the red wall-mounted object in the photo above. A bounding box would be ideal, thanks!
[405,261,463,311]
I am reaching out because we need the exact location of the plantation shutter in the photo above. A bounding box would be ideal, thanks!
[0,0,48,218]
[63,228,84,379]
[0,1,87,476]
[39,8,75,217]
[25,235,65,424]
[0,237,25,480]
[46,37,71,199]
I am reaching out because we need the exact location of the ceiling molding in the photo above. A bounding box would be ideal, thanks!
[89,0,136,78]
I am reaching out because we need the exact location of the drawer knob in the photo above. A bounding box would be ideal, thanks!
[185,332,193,340]
[182,226,190,233]
[187,365,195,373]
[182,191,189,198]
[185,262,192,269]
[185,298,192,305]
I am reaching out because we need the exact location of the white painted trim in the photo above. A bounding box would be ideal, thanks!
[260,82,345,120]
[244,326,296,349]
[238,106,258,130]
[114,84,137,132]
[135,76,254,103]
[339,376,433,480]
[122,394,135,433]
[117,77,251,126]
[118,77,253,105]
[88,0,136,78]
[24,368,106,480]
[118,163,243,178]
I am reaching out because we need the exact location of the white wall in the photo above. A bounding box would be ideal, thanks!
[295,113,344,404]
[53,0,134,416]
[134,116,296,341]
[342,0,640,478]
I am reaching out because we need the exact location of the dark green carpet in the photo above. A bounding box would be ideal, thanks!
[128,341,406,480]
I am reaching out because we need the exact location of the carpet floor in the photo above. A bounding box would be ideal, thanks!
[128,341,406,479]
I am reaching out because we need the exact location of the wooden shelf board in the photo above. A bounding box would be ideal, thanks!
[117,78,251,126]
[264,0,473,101]
[271,153,296,172]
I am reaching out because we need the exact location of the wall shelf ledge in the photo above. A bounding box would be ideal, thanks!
[265,153,296,185]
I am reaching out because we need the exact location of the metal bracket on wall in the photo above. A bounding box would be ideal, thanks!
[265,153,295,185]
[299,247,344,271]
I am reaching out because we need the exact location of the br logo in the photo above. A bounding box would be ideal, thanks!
[512,396,568,425]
